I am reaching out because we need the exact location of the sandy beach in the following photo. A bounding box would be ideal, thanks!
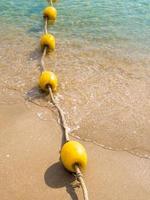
[1,1,150,199]
[0,102,150,200]
[0,30,150,200]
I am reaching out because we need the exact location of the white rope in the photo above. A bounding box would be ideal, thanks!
[44,18,48,34]
[39,2,89,200]
[47,0,53,6]
[40,47,47,71]
[48,85,70,142]
[75,165,89,200]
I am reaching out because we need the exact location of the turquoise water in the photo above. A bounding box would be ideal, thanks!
[0,0,150,51]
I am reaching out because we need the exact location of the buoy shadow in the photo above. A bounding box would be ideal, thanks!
[44,162,79,200]
[25,86,48,101]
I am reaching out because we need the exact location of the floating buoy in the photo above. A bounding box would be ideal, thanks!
[39,70,58,92]
[40,33,55,51]
[60,141,88,172]
[43,6,57,21]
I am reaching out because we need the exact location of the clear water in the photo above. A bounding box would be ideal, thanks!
[0,0,150,159]
[0,0,150,51]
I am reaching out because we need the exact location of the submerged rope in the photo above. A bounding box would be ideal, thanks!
[40,5,89,200]
[47,0,53,6]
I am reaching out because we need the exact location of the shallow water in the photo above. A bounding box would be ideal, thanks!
[0,0,150,159]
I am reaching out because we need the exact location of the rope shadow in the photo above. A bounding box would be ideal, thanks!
[28,47,44,73]
[29,47,41,61]
[44,162,79,200]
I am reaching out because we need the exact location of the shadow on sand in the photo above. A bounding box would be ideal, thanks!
[44,162,79,200]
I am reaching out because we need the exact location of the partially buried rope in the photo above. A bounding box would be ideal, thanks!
[40,2,89,200]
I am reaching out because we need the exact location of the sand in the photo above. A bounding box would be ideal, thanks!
[0,101,150,200]
[0,24,150,200]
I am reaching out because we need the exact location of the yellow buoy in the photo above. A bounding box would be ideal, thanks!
[40,33,55,51]
[60,141,88,172]
[43,6,57,21]
[39,71,58,92]
[52,0,58,2]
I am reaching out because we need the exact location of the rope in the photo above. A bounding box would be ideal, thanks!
[41,46,47,71]
[47,88,89,200]
[47,0,53,6]
[75,165,89,200]
[48,85,70,142]
[40,2,89,200]
[44,18,48,34]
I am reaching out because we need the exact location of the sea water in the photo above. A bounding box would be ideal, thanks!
[0,0,150,50]
[0,0,150,158]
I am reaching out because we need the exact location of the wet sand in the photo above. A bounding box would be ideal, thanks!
[0,102,150,200]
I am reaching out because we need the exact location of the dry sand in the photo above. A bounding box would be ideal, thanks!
[0,101,150,200]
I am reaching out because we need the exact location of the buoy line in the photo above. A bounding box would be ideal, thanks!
[37,1,89,199]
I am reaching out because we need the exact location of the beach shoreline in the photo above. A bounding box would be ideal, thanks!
[0,102,150,200]
[0,14,150,199]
